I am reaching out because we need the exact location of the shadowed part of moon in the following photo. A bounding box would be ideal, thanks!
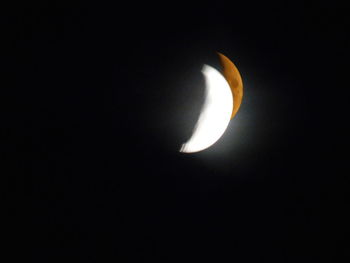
[217,52,243,120]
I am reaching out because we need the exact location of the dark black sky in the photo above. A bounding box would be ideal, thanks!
[2,1,349,262]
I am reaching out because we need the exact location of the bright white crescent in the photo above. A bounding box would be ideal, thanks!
[180,64,233,153]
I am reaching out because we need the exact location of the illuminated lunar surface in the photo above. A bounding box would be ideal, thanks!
[180,65,233,153]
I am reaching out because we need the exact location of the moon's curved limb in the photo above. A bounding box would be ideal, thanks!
[180,65,233,153]
[217,52,243,119]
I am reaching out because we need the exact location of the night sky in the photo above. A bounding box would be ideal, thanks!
[3,1,348,262]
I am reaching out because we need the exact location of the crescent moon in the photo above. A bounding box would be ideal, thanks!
[217,52,243,119]
[180,65,233,153]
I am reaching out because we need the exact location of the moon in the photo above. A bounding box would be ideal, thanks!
[180,53,243,153]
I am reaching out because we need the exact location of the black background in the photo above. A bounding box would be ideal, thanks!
[2,1,349,262]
